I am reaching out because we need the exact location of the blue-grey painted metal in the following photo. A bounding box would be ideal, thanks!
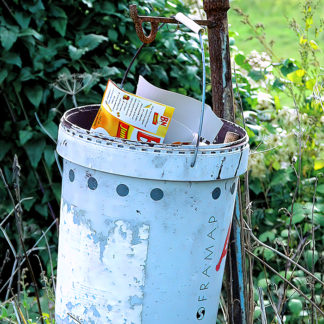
[235,194,247,324]
[55,105,249,323]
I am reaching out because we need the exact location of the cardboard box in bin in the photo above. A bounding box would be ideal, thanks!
[91,76,223,144]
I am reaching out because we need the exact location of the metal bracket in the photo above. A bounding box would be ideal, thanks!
[129,4,210,44]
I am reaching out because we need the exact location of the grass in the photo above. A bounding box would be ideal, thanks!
[228,0,324,64]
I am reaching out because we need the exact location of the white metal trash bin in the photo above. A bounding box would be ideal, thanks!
[55,104,249,323]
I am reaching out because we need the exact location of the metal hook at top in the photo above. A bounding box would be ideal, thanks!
[129,5,159,44]
[129,5,210,44]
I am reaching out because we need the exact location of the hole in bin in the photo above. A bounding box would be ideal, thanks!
[150,188,163,201]
[116,184,129,197]
[212,187,221,200]
[69,170,75,182]
[88,177,98,190]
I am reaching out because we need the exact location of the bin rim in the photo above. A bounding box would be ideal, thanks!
[61,105,248,151]
[57,105,249,181]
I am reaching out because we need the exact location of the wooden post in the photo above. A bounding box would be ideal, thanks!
[203,0,234,122]
[203,1,244,323]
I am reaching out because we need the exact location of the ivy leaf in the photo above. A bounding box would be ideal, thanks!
[304,250,319,269]
[19,67,34,82]
[19,130,34,145]
[14,11,31,29]
[0,27,19,50]
[19,28,44,41]
[77,34,108,51]
[35,204,48,218]
[317,184,324,194]
[24,137,46,168]
[280,59,299,76]
[50,18,67,37]
[1,52,22,67]
[27,0,45,14]
[0,140,11,161]
[0,69,8,84]
[69,45,90,60]
[288,299,303,315]
[42,121,58,141]
[259,231,275,242]
[108,29,118,42]
[24,85,43,108]
[44,146,55,166]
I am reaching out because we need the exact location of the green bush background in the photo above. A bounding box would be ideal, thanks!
[0,0,205,277]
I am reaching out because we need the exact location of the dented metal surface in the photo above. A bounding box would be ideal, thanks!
[55,106,249,323]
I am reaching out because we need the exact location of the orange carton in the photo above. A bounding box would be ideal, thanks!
[91,80,174,144]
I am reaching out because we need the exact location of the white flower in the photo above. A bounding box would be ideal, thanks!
[254,92,274,110]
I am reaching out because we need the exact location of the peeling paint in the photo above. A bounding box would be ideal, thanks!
[55,202,150,323]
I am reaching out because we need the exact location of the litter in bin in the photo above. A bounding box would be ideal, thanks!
[91,76,225,145]
[91,80,174,144]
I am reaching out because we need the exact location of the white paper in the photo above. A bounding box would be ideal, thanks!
[136,76,223,144]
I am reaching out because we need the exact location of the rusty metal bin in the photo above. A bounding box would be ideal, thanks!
[55,104,249,323]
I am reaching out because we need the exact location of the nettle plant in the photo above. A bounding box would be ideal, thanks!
[232,0,324,322]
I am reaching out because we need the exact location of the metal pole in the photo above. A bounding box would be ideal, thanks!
[203,1,245,323]
[203,0,234,121]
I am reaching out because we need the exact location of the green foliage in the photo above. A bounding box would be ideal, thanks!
[232,0,324,322]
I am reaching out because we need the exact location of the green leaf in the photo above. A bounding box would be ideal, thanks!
[317,184,324,194]
[0,140,11,161]
[285,213,305,225]
[77,34,108,51]
[304,250,319,269]
[68,45,87,60]
[52,183,61,202]
[49,4,67,18]
[280,59,299,76]
[0,69,8,84]
[14,11,31,29]
[24,85,43,108]
[1,52,22,67]
[19,67,34,81]
[43,121,58,141]
[19,28,44,41]
[22,198,36,211]
[248,70,265,81]
[27,0,45,13]
[0,27,19,50]
[35,204,48,218]
[44,147,55,166]
[313,213,324,226]
[50,18,67,37]
[108,29,118,42]
[288,299,303,315]
[24,137,46,168]
[19,130,33,145]
[235,53,251,71]
[259,231,275,242]
[100,66,121,78]
[257,278,269,289]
